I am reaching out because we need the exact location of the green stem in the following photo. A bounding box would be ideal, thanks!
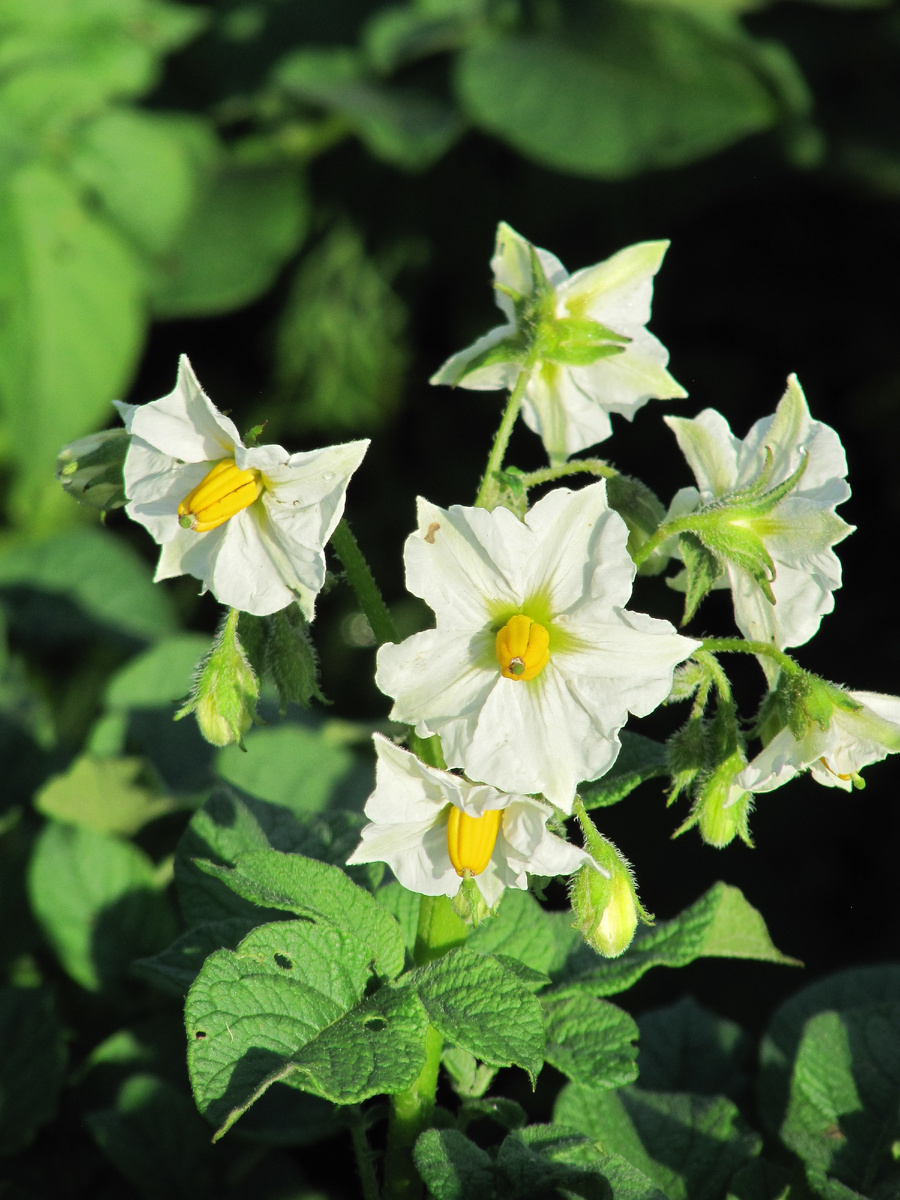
[330,518,399,646]
[349,1107,382,1200]
[517,458,617,490]
[383,897,467,1200]
[698,637,799,676]
[631,514,698,569]
[474,365,533,508]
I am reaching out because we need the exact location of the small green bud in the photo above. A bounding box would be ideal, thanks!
[776,669,861,740]
[694,754,753,848]
[666,715,710,806]
[55,428,128,514]
[265,605,327,713]
[175,608,259,748]
[571,809,651,958]
[451,877,493,927]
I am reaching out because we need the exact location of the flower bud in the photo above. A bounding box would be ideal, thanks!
[55,428,128,514]
[666,715,710,807]
[175,608,259,748]
[451,876,493,927]
[264,605,327,712]
[694,756,753,848]
[570,807,650,958]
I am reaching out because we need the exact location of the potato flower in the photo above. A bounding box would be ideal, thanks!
[115,356,368,617]
[665,376,853,658]
[430,222,686,463]
[375,482,698,811]
[738,690,900,794]
[347,735,592,906]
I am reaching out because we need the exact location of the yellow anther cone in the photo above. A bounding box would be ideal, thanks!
[495,614,550,681]
[178,458,263,532]
[447,807,502,877]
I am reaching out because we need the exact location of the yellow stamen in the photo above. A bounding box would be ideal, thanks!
[178,458,263,533]
[495,614,550,681]
[447,807,502,877]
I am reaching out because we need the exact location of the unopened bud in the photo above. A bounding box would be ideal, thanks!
[666,715,710,807]
[265,605,327,712]
[570,807,650,958]
[56,428,128,513]
[694,756,753,848]
[451,876,493,926]
[176,608,259,748]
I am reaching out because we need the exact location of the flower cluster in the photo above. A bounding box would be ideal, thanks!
[89,222,900,956]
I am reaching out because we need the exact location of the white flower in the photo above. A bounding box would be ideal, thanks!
[430,222,686,463]
[347,735,591,906]
[115,356,368,618]
[375,481,698,811]
[665,376,853,662]
[737,691,900,794]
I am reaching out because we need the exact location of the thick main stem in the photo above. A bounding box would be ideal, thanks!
[330,518,399,646]
[474,365,533,508]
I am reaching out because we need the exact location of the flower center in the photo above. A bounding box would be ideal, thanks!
[495,614,550,681]
[178,458,263,533]
[446,807,502,877]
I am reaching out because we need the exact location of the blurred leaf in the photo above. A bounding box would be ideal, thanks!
[35,755,180,837]
[28,822,177,992]
[216,720,370,815]
[134,916,259,996]
[637,996,750,1098]
[150,159,309,317]
[70,108,219,258]
[104,634,211,711]
[85,1074,213,1200]
[0,527,175,644]
[0,986,67,1155]
[273,46,463,170]
[275,224,410,433]
[556,1085,761,1200]
[363,6,474,72]
[0,163,144,526]
[456,10,804,178]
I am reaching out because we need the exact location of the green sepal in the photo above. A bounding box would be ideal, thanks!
[536,316,630,367]
[493,467,529,520]
[456,332,531,380]
[55,427,128,514]
[678,532,724,623]
[242,422,267,447]
[175,608,260,749]
[691,519,776,604]
[666,715,711,807]
[772,670,862,741]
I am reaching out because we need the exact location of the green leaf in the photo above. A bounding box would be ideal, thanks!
[578,732,669,809]
[413,1128,497,1200]
[27,822,177,992]
[758,965,900,1136]
[0,986,67,1155]
[274,223,410,434]
[442,1047,500,1101]
[185,919,427,1135]
[375,880,421,956]
[496,1124,610,1200]
[35,755,179,836]
[726,1159,793,1200]
[364,7,471,73]
[216,720,370,815]
[273,46,463,171]
[0,163,144,526]
[637,997,750,1098]
[104,633,211,711]
[542,994,639,1089]
[133,917,260,996]
[781,1003,900,1191]
[413,947,545,1081]
[679,531,725,624]
[69,108,218,258]
[556,1085,761,1200]
[456,10,789,179]
[469,886,577,976]
[555,883,799,997]
[149,160,309,317]
[84,1074,213,1200]
[0,527,175,643]
[196,848,406,978]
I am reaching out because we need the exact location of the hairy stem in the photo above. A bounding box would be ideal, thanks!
[698,637,799,676]
[474,364,533,508]
[517,458,617,490]
[330,518,399,646]
[349,1107,383,1200]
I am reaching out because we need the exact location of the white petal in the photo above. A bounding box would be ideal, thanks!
[665,409,740,497]
[521,363,614,462]
[204,504,302,616]
[492,222,568,303]
[348,815,460,898]
[429,325,520,391]
[559,240,669,326]
[122,440,210,544]
[500,799,590,878]
[365,735,464,822]
[127,356,242,463]
[736,725,823,792]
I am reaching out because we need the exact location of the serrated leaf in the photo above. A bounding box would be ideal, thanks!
[35,755,179,836]
[413,1128,497,1200]
[679,531,724,624]
[781,1003,900,1190]
[556,1085,761,1200]
[542,994,639,1089]
[555,883,799,997]
[578,732,669,809]
[469,886,576,975]
[637,997,749,1098]
[758,965,900,1136]
[27,822,177,992]
[186,920,426,1134]
[196,848,406,978]
[0,986,67,1155]
[414,947,545,1081]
